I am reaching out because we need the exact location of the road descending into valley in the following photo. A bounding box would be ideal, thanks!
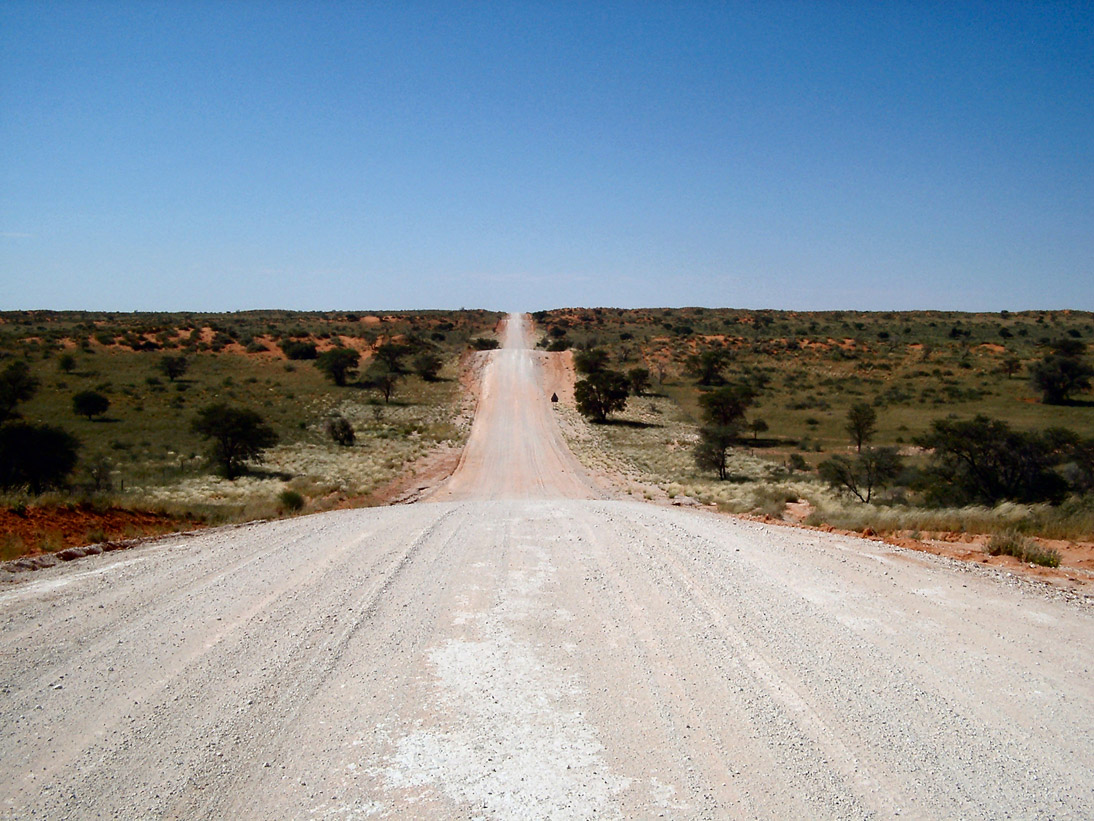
[2,314,1092,819]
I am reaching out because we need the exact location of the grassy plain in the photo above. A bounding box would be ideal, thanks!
[536,307,1094,542]
[1,309,502,557]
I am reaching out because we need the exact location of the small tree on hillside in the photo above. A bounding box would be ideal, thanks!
[748,418,769,442]
[692,383,756,480]
[0,361,39,423]
[818,448,902,503]
[158,354,189,381]
[574,370,629,422]
[1029,339,1093,404]
[364,361,402,403]
[685,348,733,386]
[627,367,651,397]
[72,390,110,420]
[324,414,355,446]
[192,403,279,479]
[694,425,737,480]
[846,402,878,452]
[375,343,411,372]
[574,348,610,375]
[413,352,443,382]
[315,348,360,387]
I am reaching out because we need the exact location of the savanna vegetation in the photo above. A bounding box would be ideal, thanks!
[534,307,1094,553]
[0,309,501,558]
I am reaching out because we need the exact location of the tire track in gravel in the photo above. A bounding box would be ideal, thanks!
[615,502,1092,818]
[1,505,459,818]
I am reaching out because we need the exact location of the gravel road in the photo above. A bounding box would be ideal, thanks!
[2,315,1091,819]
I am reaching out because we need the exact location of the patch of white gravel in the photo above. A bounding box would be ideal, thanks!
[382,536,629,819]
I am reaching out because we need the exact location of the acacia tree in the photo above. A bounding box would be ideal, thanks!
[914,415,1070,505]
[846,403,878,452]
[574,348,610,375]
[413,352,443,382]
[1030,339,1093,404]
[692,383,756,480]
[685,348,733,386]
[574,370,629,422]
[0,361,39,423]
[627,367,651,397]
[0,422,80,494]
[694,425,737,480]
[315,348,360,387]
[191,403,278,479]
[818,448,902,503]
[364,362,402,403]
[748,418,769,442]
[158,355,189,382]
[72,390,110,420]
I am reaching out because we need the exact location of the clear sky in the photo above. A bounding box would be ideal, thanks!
[1,1,1091,312]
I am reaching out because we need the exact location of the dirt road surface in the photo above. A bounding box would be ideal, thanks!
[2,314,1091,819]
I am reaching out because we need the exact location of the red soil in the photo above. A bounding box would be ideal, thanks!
[1,504,201,556]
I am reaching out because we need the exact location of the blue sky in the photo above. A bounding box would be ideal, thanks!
[1,1,1091,312]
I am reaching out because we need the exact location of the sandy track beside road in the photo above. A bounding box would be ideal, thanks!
[1,314,1091,819]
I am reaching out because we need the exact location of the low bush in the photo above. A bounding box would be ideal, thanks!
[986,530,1060,568]
[281,340,318,360]
[278,489,305,513]
[324,414,355,446]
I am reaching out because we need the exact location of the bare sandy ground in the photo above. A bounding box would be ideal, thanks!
[1,314,1091,819]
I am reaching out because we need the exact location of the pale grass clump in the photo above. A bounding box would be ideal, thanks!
[986,530,1060,568]
[122,390,468,520]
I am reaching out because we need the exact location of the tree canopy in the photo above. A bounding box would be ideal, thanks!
[314,348,360,386]
[627,367,650,396]
[915,415,1071,506]
[698,384,754,428]
[846,402,878,452]
[73,390,110,420]
[0,422,80,494]
[158,355,189,381]
[819,448,902,503]
[573,348,610,375]
[191,403,279,479]
[685,348,733,386]
[1029,340,1092,404]
[574,369,629,422]
[0,361,39,423]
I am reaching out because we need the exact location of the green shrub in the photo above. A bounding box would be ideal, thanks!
[324,414,355,446]
[986,530,1060,568]
[72,390,110,419]
[281,340,318,360]
[751,486,799,517]
[278,489,305,512]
